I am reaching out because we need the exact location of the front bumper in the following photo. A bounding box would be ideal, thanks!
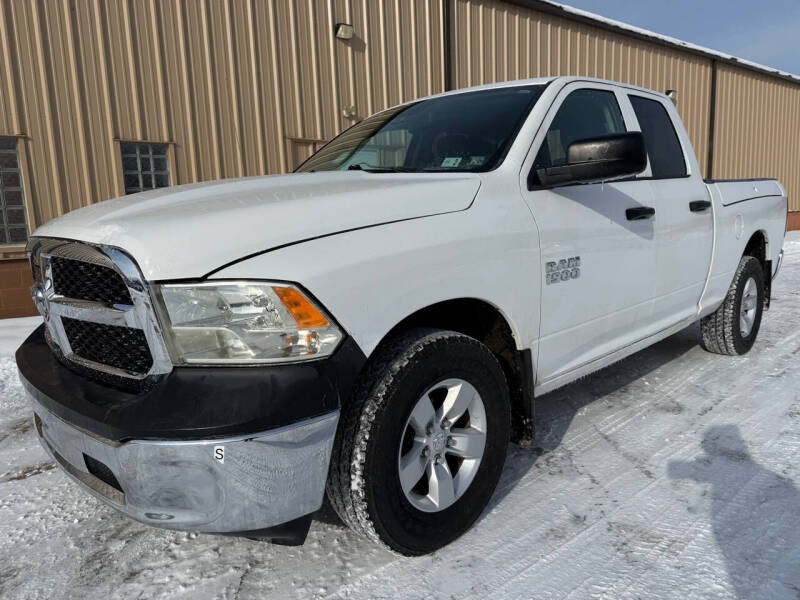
[31,398,338,540]
[17,325,366,543]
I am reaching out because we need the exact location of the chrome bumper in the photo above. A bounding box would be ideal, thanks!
[31,396,338,534]
[773,249,784,281]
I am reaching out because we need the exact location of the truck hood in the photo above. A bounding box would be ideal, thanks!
[33,171,481,281]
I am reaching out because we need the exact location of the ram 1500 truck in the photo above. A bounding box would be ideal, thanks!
[17,77,788,555]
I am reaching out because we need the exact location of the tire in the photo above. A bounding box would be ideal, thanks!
[700,255,765,355]
[326,328,511,555]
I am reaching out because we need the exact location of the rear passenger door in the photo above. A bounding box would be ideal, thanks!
[521,83,659,390]
[627,94,713,328]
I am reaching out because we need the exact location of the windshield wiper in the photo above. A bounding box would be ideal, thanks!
[347,163,419,173]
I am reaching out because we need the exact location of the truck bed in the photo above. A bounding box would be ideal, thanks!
[699,177,787,318]
[704,178,784,206]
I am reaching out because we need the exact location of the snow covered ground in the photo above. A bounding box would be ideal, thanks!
[1,233,799,600]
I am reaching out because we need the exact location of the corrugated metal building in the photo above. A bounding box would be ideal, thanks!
[0,0,798,317]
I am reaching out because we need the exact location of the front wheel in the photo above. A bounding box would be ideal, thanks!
[327,328,510,555]
[700,255,765,355]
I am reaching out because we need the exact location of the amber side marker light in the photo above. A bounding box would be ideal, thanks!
[273,286,330,329]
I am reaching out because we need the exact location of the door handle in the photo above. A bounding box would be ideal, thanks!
[690,200,712,212]
[626,206,656,220]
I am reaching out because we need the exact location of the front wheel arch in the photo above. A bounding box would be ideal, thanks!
[370,298,534,445]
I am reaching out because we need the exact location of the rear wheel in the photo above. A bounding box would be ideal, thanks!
[327,328,510,555]
[700,255,765,355]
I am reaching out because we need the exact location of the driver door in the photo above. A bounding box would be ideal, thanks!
[520,83,658,390]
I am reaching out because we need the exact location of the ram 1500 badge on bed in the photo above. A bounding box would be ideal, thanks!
[17,77,788,555]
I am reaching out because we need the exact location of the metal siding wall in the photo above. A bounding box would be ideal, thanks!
[451,0,712,175]
[0,0,797,243]
[714,64,800,212]
[0,0,444,232]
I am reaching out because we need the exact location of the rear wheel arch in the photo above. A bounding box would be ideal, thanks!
[743,230,771,305]
[743,230,768,267]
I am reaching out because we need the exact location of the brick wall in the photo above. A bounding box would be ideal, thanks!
[788,212,800,231]
[0,259,36,318]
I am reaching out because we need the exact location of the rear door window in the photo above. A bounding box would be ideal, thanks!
[629,95,687,179]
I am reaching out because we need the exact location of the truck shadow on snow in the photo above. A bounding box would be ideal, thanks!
[492,323,702,508]
[314,324,701,531]
[315,324,703,529]
[312,325,700,530]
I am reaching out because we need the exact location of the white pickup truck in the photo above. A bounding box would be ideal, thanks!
[17,76,787,555]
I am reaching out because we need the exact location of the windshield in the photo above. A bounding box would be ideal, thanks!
[295,85,546,173]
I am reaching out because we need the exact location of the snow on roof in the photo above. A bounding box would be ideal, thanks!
[536,0,800,84]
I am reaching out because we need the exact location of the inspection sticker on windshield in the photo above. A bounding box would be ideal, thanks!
[441,157,462,167]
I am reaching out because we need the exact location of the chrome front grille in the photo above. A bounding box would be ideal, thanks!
[50,256,133,305]
[28,238,172,386]
[61,317,154,374]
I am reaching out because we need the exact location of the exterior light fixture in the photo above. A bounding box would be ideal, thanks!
[335,23,354,40]
[665,89,678,104]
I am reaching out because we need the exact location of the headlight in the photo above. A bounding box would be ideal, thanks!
[154,281,343,365]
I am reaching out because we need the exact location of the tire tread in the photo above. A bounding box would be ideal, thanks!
[700,255,763,356]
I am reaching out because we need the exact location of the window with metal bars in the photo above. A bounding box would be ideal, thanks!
[120,142,170,194]
[0,137,28,244]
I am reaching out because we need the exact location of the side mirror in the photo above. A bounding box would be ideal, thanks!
[529,132,647,189]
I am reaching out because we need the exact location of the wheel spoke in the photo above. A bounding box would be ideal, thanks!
[439,381,476,424]
[408,395,435,436]
[446,429,486,459]
[399,441,428,493]
[743,278,754,297]
[428,461,456,509]
[738,276,759,337]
